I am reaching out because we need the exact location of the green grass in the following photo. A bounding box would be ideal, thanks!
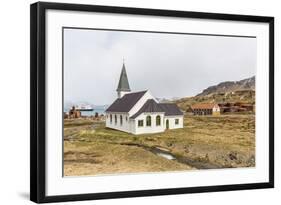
[64,114,255,176]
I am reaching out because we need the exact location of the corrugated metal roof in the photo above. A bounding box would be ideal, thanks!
[191,103,218,109]
[105,91,147,112]
[131,101,183,119]
[131,99,164,119]
[159,103,184,116]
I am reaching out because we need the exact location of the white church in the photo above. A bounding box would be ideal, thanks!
[105,63,184,135]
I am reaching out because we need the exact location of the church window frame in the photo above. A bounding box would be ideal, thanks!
[138,120,144,127]
[146,115,152,127]
[120,115,123,126]
[156,115,161,126]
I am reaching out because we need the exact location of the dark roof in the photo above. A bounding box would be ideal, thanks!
[131,99,164,119]
[117,63,131,92]
[131,101,183,119]
[105,91,146,112]
[159,103,183,116]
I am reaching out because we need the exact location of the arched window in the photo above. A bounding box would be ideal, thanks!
[146,115,151,126]
[156,115,161,126]
[120,115,123,126]
[114,114,117,124]
[110,114,112,123]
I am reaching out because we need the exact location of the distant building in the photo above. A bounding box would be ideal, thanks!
[64,112,69,119]
[105,62,184,135]
[218,102,254,113]
[68,106,81,118]
[191,103,220,116]
[236,103,254,112]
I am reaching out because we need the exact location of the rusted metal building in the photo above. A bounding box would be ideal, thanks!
[191,103,220,116]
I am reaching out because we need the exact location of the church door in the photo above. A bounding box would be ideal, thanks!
[166,119,169,129]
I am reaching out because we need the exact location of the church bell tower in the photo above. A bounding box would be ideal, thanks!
[117,61,131,98]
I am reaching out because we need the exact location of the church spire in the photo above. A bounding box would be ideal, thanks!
[116,61,131,98]
[117,62,131,91]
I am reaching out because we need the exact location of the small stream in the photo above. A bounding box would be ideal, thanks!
[120,143,220,170]
[156,152,175,160]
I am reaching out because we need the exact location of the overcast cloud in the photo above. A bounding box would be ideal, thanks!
[64,28,256,105]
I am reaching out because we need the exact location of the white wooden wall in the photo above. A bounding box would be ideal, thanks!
[133,112,165,135]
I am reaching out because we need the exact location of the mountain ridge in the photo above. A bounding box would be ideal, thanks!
[174,76,255,112]
[196,76,255,97]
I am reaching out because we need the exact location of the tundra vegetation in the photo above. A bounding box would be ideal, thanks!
[64,114,255,176]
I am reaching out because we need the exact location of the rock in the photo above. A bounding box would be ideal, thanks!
[205,153,209,161]
[228,152,238,160]
[247,155,255,166]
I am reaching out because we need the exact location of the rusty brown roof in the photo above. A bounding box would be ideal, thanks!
[191,103,218,109]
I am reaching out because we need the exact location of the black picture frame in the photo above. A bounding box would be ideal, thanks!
[30,2,274,203]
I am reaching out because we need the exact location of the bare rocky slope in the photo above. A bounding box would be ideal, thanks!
[174,76,255,112]
[197,76,255,97]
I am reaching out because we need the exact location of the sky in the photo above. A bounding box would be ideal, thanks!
[64,28,256,105]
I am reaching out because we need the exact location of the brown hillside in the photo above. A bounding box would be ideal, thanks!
[173,76,255,112]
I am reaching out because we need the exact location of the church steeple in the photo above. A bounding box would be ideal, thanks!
[117,61,131,98]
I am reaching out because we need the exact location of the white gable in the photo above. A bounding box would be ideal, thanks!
[128,90,156,117]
